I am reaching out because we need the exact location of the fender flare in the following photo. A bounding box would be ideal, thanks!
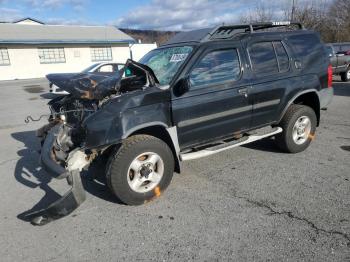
[122,122,181,173]
[278,89,320,123]
[121,121,169,139]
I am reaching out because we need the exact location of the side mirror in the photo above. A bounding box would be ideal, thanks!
[173,76,190,96]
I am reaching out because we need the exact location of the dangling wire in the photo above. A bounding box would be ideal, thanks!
[24,109,96,124]
[24,114,50,123]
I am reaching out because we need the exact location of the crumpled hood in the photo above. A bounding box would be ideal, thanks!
[47,72,119,100]
[46,59,159,100]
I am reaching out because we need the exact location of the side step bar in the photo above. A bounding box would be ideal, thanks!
[180,127,283,161]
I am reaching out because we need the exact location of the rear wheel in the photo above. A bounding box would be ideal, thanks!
[276,104,317,153]
[340,67,350,82]
[106,135,174,205]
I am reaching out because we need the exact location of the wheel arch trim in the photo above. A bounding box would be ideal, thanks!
[121,121,169,139]
[278,89,320,123]
[122,122,181,173]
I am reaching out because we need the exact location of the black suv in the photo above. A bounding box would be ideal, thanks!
[29,22,333,225]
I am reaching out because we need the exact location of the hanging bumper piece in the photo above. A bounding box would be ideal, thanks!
[29,124,87,226]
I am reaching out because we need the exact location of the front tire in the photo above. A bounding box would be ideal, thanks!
[340,67,350,82]
[276,105,317,153]
[106,135,174,205]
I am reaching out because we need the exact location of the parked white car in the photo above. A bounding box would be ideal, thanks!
[49,62,125,94]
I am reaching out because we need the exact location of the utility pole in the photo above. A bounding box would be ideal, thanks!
[291,0,296,21]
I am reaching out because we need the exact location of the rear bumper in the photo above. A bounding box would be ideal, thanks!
[319,88,334,109]
[29,124,86,226]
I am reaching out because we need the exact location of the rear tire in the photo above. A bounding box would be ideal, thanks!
[340,67,350,82]
[106,135,174,205]
[276,104,317,153]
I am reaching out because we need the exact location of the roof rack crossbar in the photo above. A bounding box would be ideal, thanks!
[203,22,303,41]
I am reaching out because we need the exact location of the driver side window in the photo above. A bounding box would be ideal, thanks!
[190,49,241,89]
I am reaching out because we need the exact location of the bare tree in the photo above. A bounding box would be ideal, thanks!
[240,3,275,23]
[239,0,350,42]
[327,0,350,42]
[281,0,350,42]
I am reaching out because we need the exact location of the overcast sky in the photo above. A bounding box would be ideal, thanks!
[0,0,329,30]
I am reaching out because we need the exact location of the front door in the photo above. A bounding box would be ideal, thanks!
[172,45,253,149]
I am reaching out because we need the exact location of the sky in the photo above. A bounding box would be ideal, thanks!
[0,0,328,31]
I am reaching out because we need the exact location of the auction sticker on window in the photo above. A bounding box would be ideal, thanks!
[170,53,188,62]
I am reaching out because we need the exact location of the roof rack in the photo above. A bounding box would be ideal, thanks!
[203,21,303,41]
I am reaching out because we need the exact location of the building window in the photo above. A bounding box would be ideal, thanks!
[0,48,10,65]
[38,47,66,64]
[91,46,113,61]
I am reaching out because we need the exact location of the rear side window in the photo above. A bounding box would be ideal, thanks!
[273,41,289,72]
[97,64,113,72]
[190,49,241,88]
[248,42,279,76]
[287,33,326,71]
[287,34,320,57]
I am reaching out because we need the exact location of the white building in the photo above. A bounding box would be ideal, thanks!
[0,18,156,81]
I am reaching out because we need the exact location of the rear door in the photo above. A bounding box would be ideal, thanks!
[172,43,253,148]
[247,39,291,127]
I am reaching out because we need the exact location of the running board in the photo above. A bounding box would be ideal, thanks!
[180,127,283,161]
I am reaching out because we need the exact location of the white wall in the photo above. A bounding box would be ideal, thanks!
[0,44,131,81]
[0,43,158,81]
[130,43,157,61]
[15,20,42,25]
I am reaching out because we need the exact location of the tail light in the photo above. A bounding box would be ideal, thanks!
[328,64,333,88]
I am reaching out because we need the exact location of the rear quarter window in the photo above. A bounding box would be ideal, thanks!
[287,33,326,71]
[287,34,322,58]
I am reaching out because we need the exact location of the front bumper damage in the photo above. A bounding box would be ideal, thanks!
[30,124,88,226]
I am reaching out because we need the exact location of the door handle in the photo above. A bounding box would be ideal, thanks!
[294,60,302,69]
[238,88,248,97]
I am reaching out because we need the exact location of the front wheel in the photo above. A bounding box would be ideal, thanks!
[340,67,350,82]
[276,105,317,153]
[106,135,174,205]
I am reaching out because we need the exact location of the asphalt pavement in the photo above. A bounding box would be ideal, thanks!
[0,77,349,261]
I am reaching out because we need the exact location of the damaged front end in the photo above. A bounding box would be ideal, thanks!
[28,59,161,225]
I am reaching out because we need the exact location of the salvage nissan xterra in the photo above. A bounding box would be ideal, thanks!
[27,22,333,225]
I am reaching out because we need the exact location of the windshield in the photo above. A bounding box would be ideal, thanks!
[139,46,193,85]
[81,63,100,73]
